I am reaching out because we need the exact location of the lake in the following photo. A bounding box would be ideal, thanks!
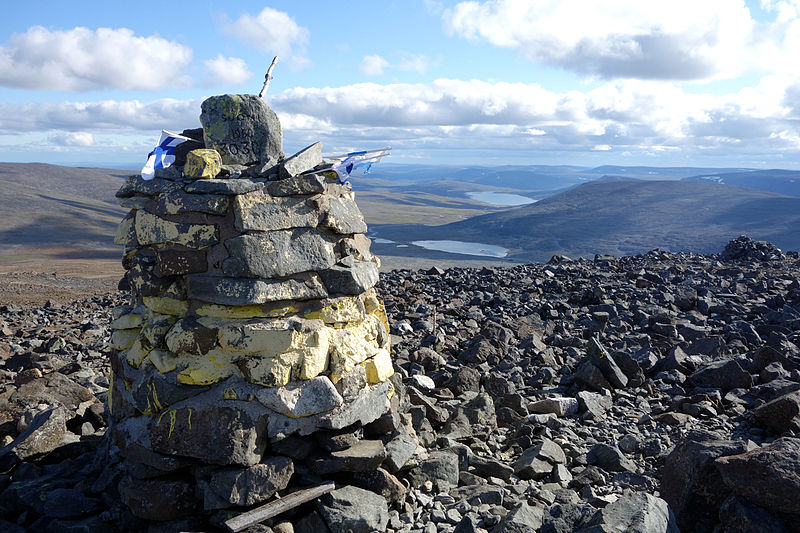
[466,191,536,206]
[411,240,508,258]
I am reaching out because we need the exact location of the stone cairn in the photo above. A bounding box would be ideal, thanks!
[108,94,402,528]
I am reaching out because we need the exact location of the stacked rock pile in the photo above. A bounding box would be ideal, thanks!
[107,94,406,528]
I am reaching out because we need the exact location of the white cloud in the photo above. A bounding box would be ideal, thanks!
[397,53,432,74]
[224,7,310,69]
[360,55,389,76]
[0,98,200,134]
[442,0,784,81]
[0,26,193,91]
[6,75,800,165]
[46,132,94,146]
[203,55,253,85]
[359,53,434,76]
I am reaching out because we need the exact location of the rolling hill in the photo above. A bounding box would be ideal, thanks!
[0,163,130,254]
[372,179,800,262]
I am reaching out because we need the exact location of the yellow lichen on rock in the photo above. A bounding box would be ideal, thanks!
[176,348,240,385]
[363,348,394,383]
[328,315,385,380]
[305,296,366,324]
[196,302,301,319]
[183,148,222,179]
[111,328,140,350]
[299,328,330,380]
[148,349,179,374]
[125,337,153,369]
[134,210,218,249]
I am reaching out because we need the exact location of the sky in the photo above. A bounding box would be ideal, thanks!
[3,0,800,169]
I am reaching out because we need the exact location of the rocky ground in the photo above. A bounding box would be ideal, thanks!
[1,236,799,532]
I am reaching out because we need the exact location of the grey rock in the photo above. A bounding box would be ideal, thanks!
[200,94,283,165]
[0,407,66,470]
[320,259,379,295]
[715,437,800,516]
[224,229,336,278]
[579,491,679,533]
[116,175,183,198]
[279,142,322,178]
[383,428,418,473]
[751,390,800,433]
[310,439,387,474]
[529,397,579,417]
[233,194,319,232]
[660,431,751,531]
[587,443,636,472]
[256,376,344,418]
[588,337,628,389]
[406,450,460,491]
[152,190,229,215]
[316,485,389,533]
[42,488,101,519]
[492,502,544,533]
[118,475,198,521]
[719,494,788,533]
[320,196,369,234]
[203,457,294,509]
[689,359,753,391]
[514,438,566,480]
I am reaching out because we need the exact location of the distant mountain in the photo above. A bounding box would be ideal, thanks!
[373,180,800,262]
[0,163,129,249]
[586,165,753,179]
[683,169,800,197]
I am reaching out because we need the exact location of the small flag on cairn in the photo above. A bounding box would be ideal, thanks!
[140,130,193,180]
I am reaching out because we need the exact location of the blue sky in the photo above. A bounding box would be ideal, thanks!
[3,0,800,168]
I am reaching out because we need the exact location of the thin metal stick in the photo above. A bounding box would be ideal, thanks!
[259,56,279,98]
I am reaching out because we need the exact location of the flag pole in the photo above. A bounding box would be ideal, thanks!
[259,56,279,99]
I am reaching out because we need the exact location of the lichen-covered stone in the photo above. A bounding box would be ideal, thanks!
[135,210,218,249]
[165,317,218,355]
[116,176,183,198]
[176,348,240,385]
[233,194,319,232]
[329,316,387,381]
[268,173,327,196]
[187,274,328,306]
[195,302,302,319]
[223,229,336,278]
[142,296,189,316]
[114,210,138,246]
[153,190,229,215]
[305,296,367,324]
[111,328,139,350]
[125,337,153,369]
[364,349,394,383]
[183,148,222,179]
[155,249,208,277]
[184,178,265,195]
[200,94,283,166]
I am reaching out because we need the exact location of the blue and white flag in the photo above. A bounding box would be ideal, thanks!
[140,130,193,180]
[322,147,391,183]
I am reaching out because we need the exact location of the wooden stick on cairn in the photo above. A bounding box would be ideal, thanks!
[259,56,279,99]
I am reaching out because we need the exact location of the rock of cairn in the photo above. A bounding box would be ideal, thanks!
[108,94,399,527]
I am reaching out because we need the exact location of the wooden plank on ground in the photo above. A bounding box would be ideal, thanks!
[224,481,336,532]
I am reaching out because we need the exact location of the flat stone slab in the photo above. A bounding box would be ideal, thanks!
[280,142,322,179]
[184,178,265,195]
[187,274,328,306]
[153,190,229,215]
[268,173,327,196]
